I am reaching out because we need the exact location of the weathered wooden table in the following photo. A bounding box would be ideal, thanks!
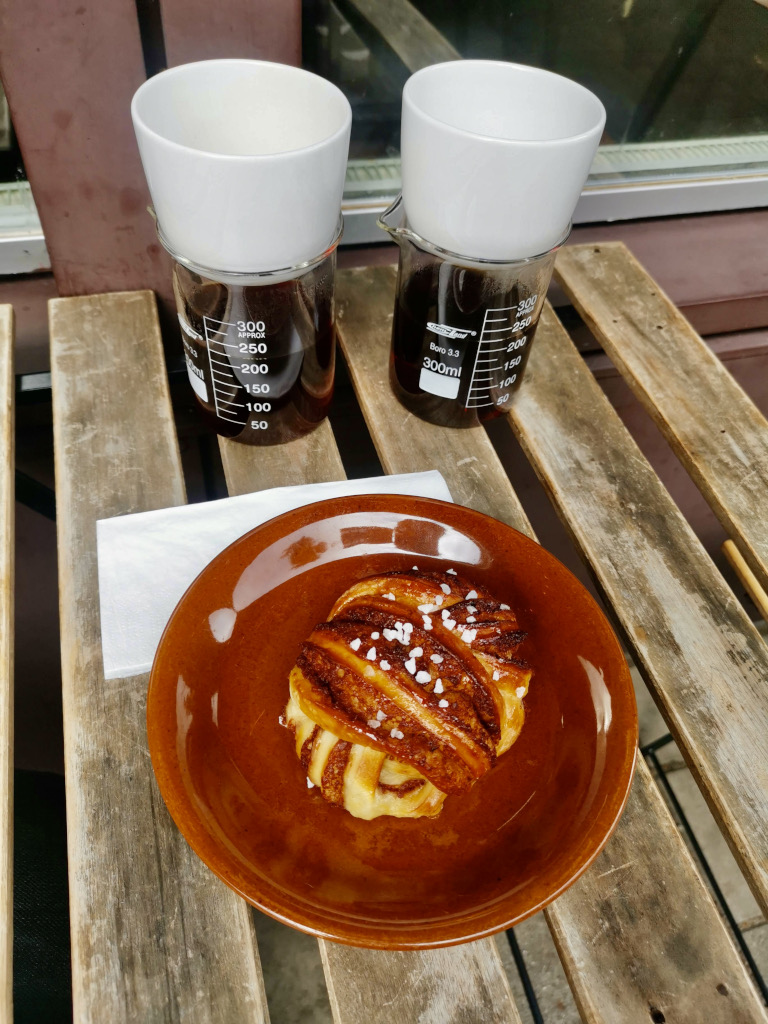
[44,243,768,1022]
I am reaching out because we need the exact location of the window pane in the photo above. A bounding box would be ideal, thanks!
[302,0,768,203]
[0,83,48,274]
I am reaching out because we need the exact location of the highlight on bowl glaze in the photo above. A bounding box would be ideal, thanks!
[147,494,638,949]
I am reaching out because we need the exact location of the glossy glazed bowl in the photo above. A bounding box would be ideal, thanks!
[147,495,637,949]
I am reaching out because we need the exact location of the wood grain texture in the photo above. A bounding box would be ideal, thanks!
[161,0,301,67]
[0,306,13,1023]
[216,324,523,1024]
[345,0,460,71]
[336,266,768,1023]
[508,302,768,919]
[556,242,768,590]
[219,419,345,496]
[320,941,521,1024]
[50,292,270,1023]
[336,266,533,535]
[547,758,768,1024]
[0,1,173,315]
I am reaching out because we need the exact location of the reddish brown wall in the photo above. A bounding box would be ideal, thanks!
[0,0,174,312]
[0,0,302,329]
[160,0,301,67]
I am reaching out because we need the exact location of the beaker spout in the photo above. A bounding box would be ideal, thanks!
[377,195,408,243]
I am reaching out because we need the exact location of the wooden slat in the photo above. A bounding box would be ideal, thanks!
[160,0,300,67]
[0,2,173,316]
[548,758,768,1023]
[335,265,768,1023]
[216,331,523,1024]
[508,304,768,912]
[0,306,13,1023]
[50,292,270,1023]
[336,268,533,533]
[345,0,460,72]
[320,941,521,1024]
[219,420,345,496]
[556,242,768,589]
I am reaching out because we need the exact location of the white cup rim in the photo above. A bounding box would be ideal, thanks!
[131,58,352,162]
[403,60,605,147]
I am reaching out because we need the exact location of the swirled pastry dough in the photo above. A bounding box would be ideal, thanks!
[284,569,531,819]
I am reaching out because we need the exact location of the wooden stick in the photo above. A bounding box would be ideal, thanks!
[723,539,768,622]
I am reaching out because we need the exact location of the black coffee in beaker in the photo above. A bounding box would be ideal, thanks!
[390,253,546,428]
[381,197,559,430]
[173,255,335,446]
[391,256,545,429]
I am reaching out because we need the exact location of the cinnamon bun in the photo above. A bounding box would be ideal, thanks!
[284,569,531,819]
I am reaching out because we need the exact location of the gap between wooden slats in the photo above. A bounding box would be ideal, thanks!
[50,292,270,1024]
[217,405,523,1024]
[556,242,768,591]
[0,306,14,1024]
[335,264,768,1024]
[508,301,768,924]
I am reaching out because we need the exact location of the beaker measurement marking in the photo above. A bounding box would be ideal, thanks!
[203,315,253,426]
[206,319,237,330]
[203,322,222,418]
[466,305,523,403]
[208,345,241,357]
[201,315,281,429]
[210,341,243,351]
[210,341,243,352]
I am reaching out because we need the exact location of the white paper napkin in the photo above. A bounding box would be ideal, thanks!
[96,471,454,680]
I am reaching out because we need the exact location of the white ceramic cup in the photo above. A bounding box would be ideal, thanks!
[401,60,605,261]
[131,59,352,273]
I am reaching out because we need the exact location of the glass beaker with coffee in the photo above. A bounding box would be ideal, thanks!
[385,60,605,429]
[132,59,351,445]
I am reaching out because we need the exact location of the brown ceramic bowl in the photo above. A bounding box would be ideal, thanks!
[147,494,637,949]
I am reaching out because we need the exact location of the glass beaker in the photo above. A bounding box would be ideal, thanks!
[380,196,563,429]
[131,59,352,445]
[168,226,338,446]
